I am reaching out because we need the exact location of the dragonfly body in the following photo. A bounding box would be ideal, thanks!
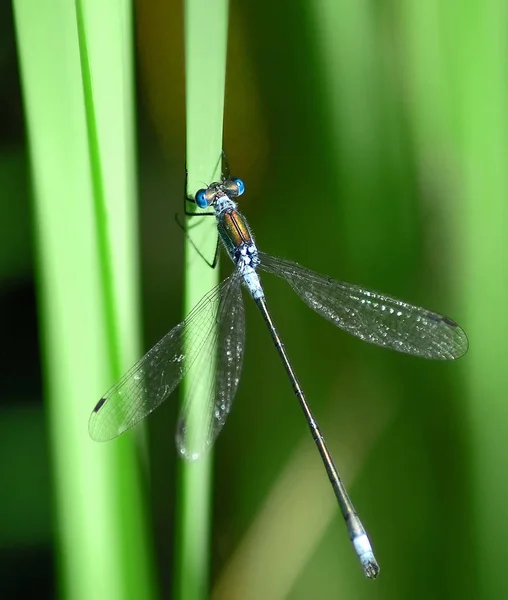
[89,168,468,579]
[195,178,381,575]
[214,193,264,301]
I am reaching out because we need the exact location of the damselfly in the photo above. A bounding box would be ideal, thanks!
[89,162,468,578]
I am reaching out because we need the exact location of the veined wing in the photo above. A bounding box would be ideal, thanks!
[176,271,245,460]
[89,274,238,442]
[259,253,468,360]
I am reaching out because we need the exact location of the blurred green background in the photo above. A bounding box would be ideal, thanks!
[2,0,507,598]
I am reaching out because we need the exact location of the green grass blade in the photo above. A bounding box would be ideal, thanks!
[442,1,508,597]
[173,1,229,598]
[13,2,156,598]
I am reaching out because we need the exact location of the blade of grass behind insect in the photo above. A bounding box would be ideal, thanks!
[442,1,508,598]
[13,1,156,598]
[173,1,229,599]
[399,2,475,595]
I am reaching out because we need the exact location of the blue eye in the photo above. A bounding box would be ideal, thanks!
[232,178,245,196]
[195,189,208,208]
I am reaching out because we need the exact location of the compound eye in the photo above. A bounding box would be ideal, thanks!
[231,178,245,196]
[195,188,208,208]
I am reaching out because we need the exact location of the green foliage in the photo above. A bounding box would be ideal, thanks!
[13,1,155,599]
[3,0,506,599]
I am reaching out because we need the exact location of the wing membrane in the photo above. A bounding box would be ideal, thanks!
[176,273,245,459]
[259,252,468,360]
[89,275,238,442]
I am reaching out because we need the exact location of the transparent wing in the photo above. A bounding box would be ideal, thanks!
[258,253,468,360]
[176,272,245,460]
[88,274,239,442]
